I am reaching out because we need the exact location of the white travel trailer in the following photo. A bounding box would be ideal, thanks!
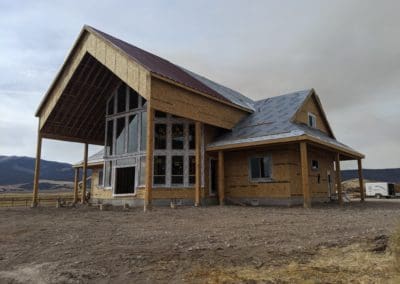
[365,182,396,198]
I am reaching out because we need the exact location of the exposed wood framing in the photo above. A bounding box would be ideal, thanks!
[81,143,88,203]
[358,159,365,202]
[335,153,343,205]
[144,105,154,211]
[73,167,80,203]
[300,142,311,208]
[218,151,225,205]
[31,122,42,207]
[195,121,202,206]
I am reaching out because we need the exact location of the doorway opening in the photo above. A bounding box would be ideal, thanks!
[115,167,135,195]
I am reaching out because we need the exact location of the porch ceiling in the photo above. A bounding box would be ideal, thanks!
[40,53,121,145]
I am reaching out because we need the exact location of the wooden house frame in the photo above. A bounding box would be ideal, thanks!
[32,26,365,209]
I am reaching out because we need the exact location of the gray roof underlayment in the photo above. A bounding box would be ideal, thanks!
[208,89,360,155]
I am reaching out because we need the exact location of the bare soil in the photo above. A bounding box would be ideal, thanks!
[1,200,400,283]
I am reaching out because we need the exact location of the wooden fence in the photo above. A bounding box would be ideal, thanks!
[0,194,75,208]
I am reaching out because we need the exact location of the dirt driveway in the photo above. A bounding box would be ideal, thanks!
[0,200,400,283]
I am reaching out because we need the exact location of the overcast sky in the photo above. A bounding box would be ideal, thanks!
[0,0,399,169]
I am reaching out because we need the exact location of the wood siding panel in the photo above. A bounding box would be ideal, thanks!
[150,77,248,129]
[295,95,331,135]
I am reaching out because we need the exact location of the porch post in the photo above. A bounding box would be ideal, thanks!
[300,142,311,208]
[335,153,343,205]
[144,105,154,212]
[31,121,42,207]
[81,143,88,203]
[218,151,225,205]
[358,158,365,202]
[73,167,80,203]
[194,121,202,206]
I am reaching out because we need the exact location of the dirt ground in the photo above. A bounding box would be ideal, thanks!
[1,200,400,283]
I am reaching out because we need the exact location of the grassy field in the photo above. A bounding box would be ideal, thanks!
[0,192,75,207]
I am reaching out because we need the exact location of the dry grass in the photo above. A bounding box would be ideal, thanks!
[390,224,400,272]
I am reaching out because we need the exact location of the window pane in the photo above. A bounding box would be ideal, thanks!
[117,85,126,113]
[155,111,167,118]
[172,156,184,184]
[250,158,261,179]
[104,161,112,187]
[189,124,195,149]
[154,156,166,185]
[128,115,138,153]
[115,117,126,155]
[172,124,184,149]
[139,156,146,185]
[189,156,195,184]
[261,157,271,178]
[98,169,103,186]
[140,112,147,151]
[128,88,138,110]
[107,96,114,115]
[154,124,167,149]
[141,97,147,107]
[106,120,113,155]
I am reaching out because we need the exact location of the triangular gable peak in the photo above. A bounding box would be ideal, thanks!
[291,89,335,138]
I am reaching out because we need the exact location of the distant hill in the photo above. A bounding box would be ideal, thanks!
[0,156,74,185]
[341,168,400,184]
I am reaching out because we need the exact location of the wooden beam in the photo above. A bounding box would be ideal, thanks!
[195,121,202,206]
[81,143,88,204]
[300,142,311,208]
[73,167,80,203]
[144,105,154,211]
[335,153,343,205]
[218,151,225,205]
[358,159,365,202]
[31,122,42,207]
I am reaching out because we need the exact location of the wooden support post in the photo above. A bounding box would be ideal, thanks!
[300,142,311,208]
[195,121,202,206]
[144,105,154,212]
[81,143,88,204]
[73,167,80,203]
[358,158,365,202]
[335,153,343,205]
[31,122,42,207]
[218,151,225,205]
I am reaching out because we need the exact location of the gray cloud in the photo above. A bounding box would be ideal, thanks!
[0,0,399,169]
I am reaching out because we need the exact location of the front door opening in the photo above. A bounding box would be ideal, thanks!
[210,159,218,196]
[115,167,135,194]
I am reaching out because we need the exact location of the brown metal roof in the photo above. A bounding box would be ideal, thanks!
[86,26,239,107]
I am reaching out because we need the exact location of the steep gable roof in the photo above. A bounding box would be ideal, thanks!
[86,26,255,112]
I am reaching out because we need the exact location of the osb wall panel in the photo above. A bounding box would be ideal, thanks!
[151,77,248,129]
[136,188,195,199]
[288,145,336,198]
[39,31,151,130]
[224,147,293,198]
[91,169,112,199]
[294,95,331,136]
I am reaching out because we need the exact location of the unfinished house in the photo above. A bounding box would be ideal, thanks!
[32,25,365,209]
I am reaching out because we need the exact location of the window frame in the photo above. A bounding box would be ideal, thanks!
[308,112,317,128]
[311,159,319,171]
[248,155,273,182]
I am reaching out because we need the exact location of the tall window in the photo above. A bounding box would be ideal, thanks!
[308,112,317,128]
[249,156,272,181]
[154,156,166,185]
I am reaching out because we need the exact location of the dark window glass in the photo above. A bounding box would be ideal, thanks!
[140,112,147,151]
[250,157,271,180]
[128,88,138,110]
[171,156,184,184]
[107,96,114,115]
[128,115,138,153]
[189,124,195,149]
[98,169,103,186]
[117,85,126,113]
[153,156,166,185]
[154,124,167,149]
[172,124,184,149]
[141,97,147,107]
[311,160,319,170]
[106,120,113,155]
[189,156,195,184]
[115,117,126,155]
[155,111,167,118]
